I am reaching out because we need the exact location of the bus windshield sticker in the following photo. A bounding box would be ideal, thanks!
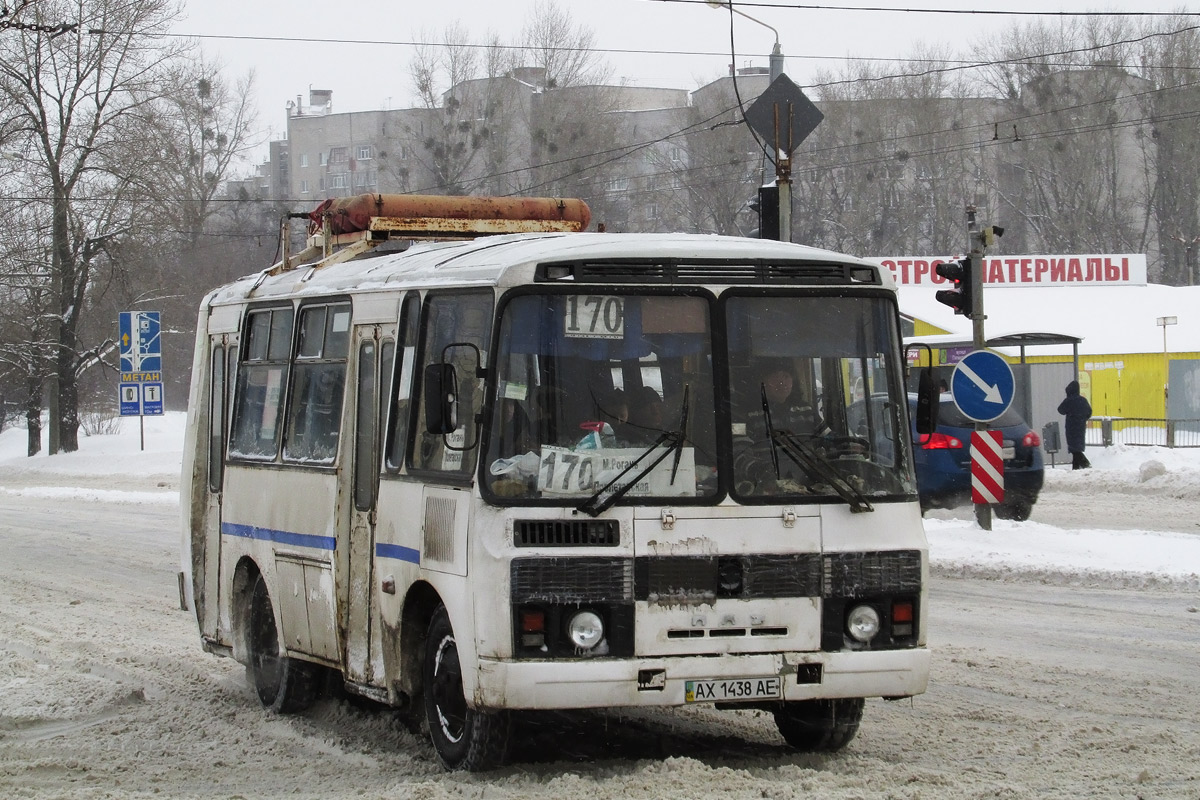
[564,295,624,340]
[537,445,696,497]
[440,427,466,470]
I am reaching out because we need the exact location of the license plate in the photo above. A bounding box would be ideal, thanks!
[1002,443,1016,460]
[685,677,781,703]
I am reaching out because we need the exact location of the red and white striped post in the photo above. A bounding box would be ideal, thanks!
[970,431,1005,506]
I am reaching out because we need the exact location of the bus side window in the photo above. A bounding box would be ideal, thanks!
[230,307,293,461]
[284,302,351,464]
[384,294,420,473]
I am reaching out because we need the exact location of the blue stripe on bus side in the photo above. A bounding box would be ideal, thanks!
[376,543,420,564]
[221,522,337,551]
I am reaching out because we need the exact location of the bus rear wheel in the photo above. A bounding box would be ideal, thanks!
[423,604,511,771]
[773,698,864,752]
[247,575,320,713]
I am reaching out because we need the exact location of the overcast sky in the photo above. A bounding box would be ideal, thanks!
[171,0,1180,165]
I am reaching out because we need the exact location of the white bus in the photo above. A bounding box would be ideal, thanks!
[181,194,935,771]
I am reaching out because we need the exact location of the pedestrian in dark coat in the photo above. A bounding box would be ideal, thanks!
[1057,380,1092,469]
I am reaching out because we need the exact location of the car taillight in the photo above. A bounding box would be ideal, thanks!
[1022,431,1041,447]
[921,432,963,449]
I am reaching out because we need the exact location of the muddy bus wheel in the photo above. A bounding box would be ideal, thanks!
[248,575,320,713]
[773,698,864,752]
[423,604,511,771]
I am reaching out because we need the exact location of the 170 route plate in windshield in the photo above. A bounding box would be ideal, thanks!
[685,677,781,703]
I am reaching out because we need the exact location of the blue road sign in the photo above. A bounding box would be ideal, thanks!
[141,381,164,416]
[119,383,142,416]
[950,350,1015,422]
[119,311,162,378]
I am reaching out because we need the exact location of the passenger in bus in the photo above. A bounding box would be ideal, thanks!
[597,389,629,432]
[618,386,665,444]
[497,397,535,456]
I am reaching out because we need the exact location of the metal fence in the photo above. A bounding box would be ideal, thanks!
[1082,418,1200,448]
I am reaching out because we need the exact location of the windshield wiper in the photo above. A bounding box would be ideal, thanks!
[761,389,873,514]
[576,385,690,517]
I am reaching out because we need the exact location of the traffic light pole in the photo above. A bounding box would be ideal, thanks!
[774,103,792,242]
[966,207,992,531]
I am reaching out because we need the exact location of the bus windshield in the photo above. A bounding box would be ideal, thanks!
[485,291,718,503]
[482,290,916,505]
[725,293,916,503]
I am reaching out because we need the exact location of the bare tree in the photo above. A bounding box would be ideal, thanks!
[404,22,498,194]
[803,48,983,256]
[969,18,1157,258]
[655,91,760,236]
[396,3,616,203]
[138,63,260,245]
[1,0,75,37]
[0,0,189,453]
[0,203,54,455]
[1133,17,1200,284]
[518,0,610,89]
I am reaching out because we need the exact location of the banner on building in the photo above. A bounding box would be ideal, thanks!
[876,254,1146,288]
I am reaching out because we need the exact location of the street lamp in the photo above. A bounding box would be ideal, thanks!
[705,0,784,81]
[1157,315,1177,417]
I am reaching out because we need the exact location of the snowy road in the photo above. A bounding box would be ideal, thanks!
[2,480,1198,798]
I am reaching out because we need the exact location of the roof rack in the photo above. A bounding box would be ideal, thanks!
[265,194,591,277]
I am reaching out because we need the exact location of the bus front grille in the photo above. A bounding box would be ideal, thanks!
[514,519,620,547]
[511,557,633,603]
[823,550,922,598]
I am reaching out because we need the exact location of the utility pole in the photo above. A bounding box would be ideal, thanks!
[966,207,991,531]
[775,105,792,243]
[936,206,1006,531]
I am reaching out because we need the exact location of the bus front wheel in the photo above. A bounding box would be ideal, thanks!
[423,604,511,771]
[247,575,321,713]
[773,698,864,752]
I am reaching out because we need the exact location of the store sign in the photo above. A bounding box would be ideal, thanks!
[877,254,1146,287]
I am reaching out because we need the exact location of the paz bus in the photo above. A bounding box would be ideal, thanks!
[180,193,935,771]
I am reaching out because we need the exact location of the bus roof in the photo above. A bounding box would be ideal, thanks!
[207,231,893,308]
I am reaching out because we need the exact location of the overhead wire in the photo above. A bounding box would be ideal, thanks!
[9,16,1200,222]
[650,0,1200,18]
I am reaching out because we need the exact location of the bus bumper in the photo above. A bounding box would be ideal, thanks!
[474,647,930,710]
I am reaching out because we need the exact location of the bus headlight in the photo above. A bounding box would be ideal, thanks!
[566,610,605,650]
[846,604,880,643]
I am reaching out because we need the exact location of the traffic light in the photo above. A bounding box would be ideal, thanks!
[934,256,974,316]
[756,185,779,240]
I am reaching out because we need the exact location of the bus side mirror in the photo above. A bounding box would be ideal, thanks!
[915,367,939,436]
[424,363,459,435]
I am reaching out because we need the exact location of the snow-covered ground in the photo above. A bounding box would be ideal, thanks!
[3,412,1198,588]
[3,413,1199,799]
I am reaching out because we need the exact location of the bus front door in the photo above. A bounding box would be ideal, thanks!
[200,338,230,640]
[344,327,384,685]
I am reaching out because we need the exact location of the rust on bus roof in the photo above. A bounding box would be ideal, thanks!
[308,193,591,237]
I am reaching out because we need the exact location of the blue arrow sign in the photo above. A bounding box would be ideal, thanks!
[119,311,162,378]
[950,350,1015,422]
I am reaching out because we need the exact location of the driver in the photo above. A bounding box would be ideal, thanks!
[744,361,828,439]
[733,360,832,495]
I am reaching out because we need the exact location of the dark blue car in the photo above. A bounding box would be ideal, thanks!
[910,395,1044,521]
